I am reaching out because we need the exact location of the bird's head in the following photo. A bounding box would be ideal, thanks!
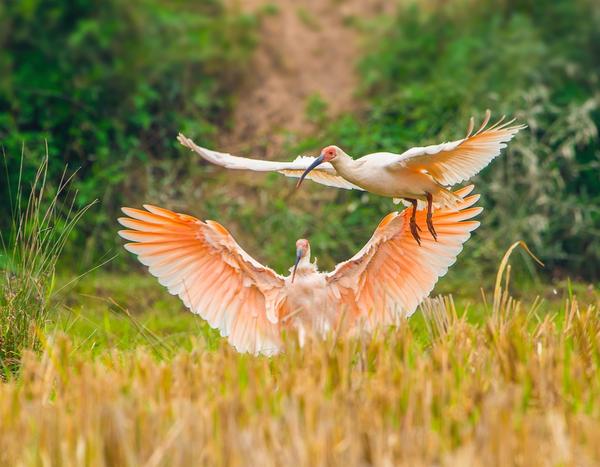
[292,238,311,283]
[295,145,343,189]
[320,145,341,162]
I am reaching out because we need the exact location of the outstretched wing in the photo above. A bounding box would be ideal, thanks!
[177,133,362,190]
[389,111,526,186]
[326,185,481,330]
[118,205,286,355]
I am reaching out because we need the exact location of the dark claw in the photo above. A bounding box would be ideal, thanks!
[426,192,438,242]
[410,219,422,246]
[427,218,438,241]
[406,197,422,246]
[406,198,421,246]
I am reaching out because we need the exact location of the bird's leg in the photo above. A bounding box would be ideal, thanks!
[403,200,421,231]
[406,198,421,246]
[426,192,438,241]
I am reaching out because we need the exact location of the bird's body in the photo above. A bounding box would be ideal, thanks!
[118,186,481,355]
[283,253,334,343]
[329,152,450,204]
[178,110,523,243]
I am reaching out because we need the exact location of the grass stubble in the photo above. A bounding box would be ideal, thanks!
[0,242,599,466]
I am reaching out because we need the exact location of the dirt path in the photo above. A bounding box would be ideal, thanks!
[221,0,393,156]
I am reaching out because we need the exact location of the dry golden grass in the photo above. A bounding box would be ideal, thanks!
[1,286,599,466]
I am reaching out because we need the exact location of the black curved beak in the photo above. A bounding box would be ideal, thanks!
[291,248,303,283]
[295,154,324,189]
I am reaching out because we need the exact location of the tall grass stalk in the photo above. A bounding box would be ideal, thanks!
[0,149,93,373]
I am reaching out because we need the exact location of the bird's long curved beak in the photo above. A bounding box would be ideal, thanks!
[291,248,303,283]
[296,154,324,189]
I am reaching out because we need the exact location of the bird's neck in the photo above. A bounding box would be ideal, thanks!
[290,255,317,277]
[331,153,358,179]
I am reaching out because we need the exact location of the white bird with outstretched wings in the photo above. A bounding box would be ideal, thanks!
[118,186,481,355]
[179,110,522,245]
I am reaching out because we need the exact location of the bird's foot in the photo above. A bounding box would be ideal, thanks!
[410,219,422,246]
[425,192,437,241]
[426,218,438,241]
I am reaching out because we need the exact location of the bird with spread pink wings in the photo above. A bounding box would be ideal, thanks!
[118,185,481,356]
[178,110,523,245]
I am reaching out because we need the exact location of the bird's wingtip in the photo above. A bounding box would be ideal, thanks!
[471,207,484,217]
[142,203,159,212]
[177,133,196,150]
[120,206,134,216]
[453,184,475,198]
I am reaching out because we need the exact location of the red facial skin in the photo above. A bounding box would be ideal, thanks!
[292,239,310,283]
[320,146,337,162]
[296,239,309,252]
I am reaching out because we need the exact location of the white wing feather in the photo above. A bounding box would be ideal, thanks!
[178,133,363,190]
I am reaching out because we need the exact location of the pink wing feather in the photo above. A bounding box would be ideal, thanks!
[327,185,482,330]
[118,206,285,355]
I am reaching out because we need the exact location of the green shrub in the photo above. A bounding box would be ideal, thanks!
[0,0,256,260]
[1,0,597,283]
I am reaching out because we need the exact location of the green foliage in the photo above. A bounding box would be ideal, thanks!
[55,272,221,356]
[1,0,597,283]
[56,269,597,356]
[0,0,256,259]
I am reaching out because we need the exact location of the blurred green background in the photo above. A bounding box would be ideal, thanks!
[1,0,599,280]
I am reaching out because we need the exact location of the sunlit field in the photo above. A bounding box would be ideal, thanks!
[1,271,599,466]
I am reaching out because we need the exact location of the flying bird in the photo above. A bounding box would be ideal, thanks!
[118,186,481,356]
[178,110,523,244]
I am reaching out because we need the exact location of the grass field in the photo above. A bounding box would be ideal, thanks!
[0,259,598,465]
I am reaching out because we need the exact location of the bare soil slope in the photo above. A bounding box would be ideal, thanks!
[221,0,393,155]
